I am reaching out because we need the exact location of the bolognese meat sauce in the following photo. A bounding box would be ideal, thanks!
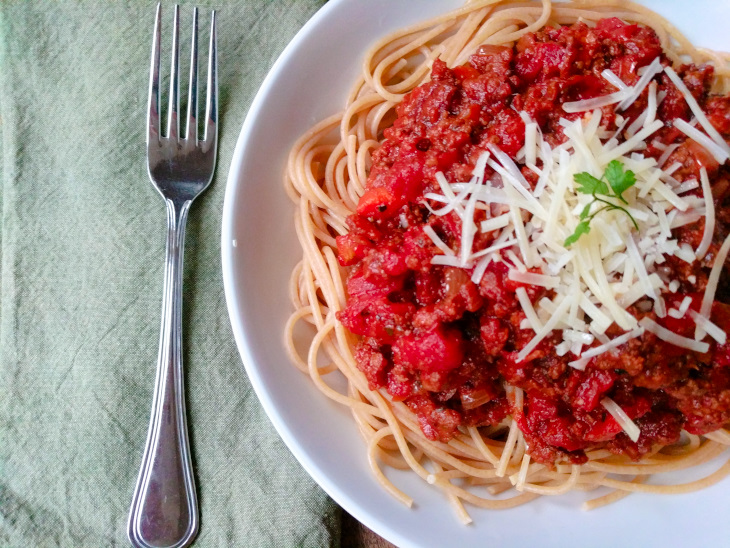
[335,18,730,465]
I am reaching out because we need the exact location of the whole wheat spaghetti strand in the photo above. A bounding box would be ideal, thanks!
[307,321,366,403]
[297,203,340,314]
[583,475,647,511]
[598,456,730,494]
[496,419,520,477]
[658,432,702,456]
[429,461,475,525]
[398,428,504,480]
[326,142,357,213]
[427,475,541,509]
[367,21,459,102]
[288,260,305,311]
[285,113,340,198]
[705,429,730,445]
[340,93,391,145]
[367,426,414,507]
[294,138,350,217]
[516,465,581,495]
[323,246,347,310]
[584,440,727,475]
[284,305,314,373]
[439,6,495,67]
[467,426,502,466]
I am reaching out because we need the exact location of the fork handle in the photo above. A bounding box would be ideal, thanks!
[129,198,198,548]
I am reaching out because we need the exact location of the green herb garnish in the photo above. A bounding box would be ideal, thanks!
[564,160,639,247]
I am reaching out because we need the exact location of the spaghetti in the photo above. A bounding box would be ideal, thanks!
[284,0,730,522]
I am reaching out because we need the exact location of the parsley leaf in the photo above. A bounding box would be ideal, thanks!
[604,159,636,204]
[564,160,639,247]
[579,202,594,221]
[564,220,591,246]
[574,172,609,196]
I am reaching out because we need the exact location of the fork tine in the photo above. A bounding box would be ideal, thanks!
[147,3,162,143]
[203,10,217,148]
[185,8,199,142]
[167,5,180,140]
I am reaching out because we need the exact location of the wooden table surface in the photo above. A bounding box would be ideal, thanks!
[341,510,397,548]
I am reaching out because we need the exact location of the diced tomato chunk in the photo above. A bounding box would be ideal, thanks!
[337,296,414,344]
[658,293,702,337]
[571,369,617,412]
[392,325,464,374]
[583,414,623,443]
[452,64,479,82]
[356,187,397,219]
[712,302,730,367]
[406,394,462,442]
[336,233,372,266]
[354,340,390,390]
[524,395,587,452]
[479,316,509,357]
[346,268,405,298]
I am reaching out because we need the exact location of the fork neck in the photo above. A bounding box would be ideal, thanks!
[164,197,193,280]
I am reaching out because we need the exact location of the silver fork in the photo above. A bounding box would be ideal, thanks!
[128,4,217,548]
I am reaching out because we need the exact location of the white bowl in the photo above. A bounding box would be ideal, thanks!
[222,2,730,546]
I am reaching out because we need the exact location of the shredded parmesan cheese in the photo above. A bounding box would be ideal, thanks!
[674,118,730,165]
[423,225,454,257]
[508,270,560,288]
[562,89,632,113]
[568,327,644,370]
[601,397,641,442]
[695,167,714,259]
[639,317,710,353]
[695,232,730,341]
[689,310,727,345]
[664,66,730,163]
[616,56,663,112]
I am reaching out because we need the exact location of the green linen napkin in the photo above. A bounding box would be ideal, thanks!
[0,1,339,546]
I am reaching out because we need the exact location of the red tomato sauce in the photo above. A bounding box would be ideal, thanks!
[336,18,730,465]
